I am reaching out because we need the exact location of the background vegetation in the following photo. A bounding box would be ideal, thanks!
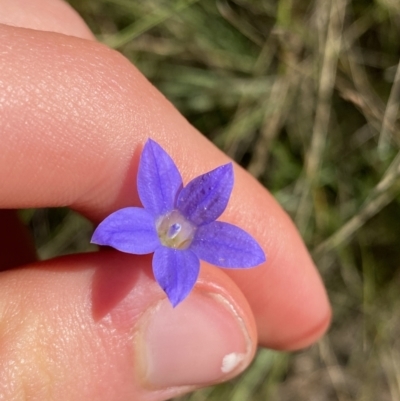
[27,0,400,399]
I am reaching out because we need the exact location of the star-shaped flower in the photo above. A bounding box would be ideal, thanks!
[91,139,266,306]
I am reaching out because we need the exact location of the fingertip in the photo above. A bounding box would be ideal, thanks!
[0,253,258,400]
[135,292,255,391]
[239,236,331,350]
[0,0,95,39]
[285,306,332,350]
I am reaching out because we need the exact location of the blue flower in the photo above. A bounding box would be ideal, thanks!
[91,139,266,306]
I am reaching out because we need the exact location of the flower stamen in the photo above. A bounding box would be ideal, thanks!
[168,223,182,239]
[156,210,196,250]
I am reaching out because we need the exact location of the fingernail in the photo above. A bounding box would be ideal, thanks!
[135,292,252,389]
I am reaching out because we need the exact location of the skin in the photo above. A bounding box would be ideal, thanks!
[0,0,331,400]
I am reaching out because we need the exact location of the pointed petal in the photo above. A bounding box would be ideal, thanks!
[190,221,266,268]
[91,207,160,254]
[137,139,183,216]
[152,247,200,307]
[176,163,234,226]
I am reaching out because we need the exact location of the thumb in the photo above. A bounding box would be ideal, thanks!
[0,251,257,400]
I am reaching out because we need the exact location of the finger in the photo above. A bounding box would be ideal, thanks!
[0,252,257,400]
[0,0,94,39]
[0,24,330,349]
[0,0,92,270]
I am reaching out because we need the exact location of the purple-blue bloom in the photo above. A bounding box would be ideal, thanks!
[91,139,266,307]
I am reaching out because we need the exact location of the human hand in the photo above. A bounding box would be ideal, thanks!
[0,0,331,400]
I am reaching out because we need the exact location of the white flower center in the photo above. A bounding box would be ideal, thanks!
[156,210,196,249]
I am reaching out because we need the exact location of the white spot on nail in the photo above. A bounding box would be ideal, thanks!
[221,352,245,373]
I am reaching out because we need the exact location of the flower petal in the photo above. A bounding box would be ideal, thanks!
[176,163,234,226]
[152,247,200,307]
[137,139,183,216]
[190,221,266,268]
[91,207,160,254]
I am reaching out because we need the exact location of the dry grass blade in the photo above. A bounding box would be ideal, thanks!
[378,60,400,157]
[338,46,400,149]
[295,0,348,234]
[336,75,390,136]
[379,348,400,401]
[217,0,265,46]
[318,337,351,401]
[314,191,396,260]
[38,212,94,260]
[221,35,277,159]
[247,77,291,177]
[102,0,199,48]
[314,150,400,258]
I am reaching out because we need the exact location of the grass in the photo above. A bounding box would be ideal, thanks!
[25,0,400,399]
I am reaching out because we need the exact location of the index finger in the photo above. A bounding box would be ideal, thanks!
[0,23,330,349]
